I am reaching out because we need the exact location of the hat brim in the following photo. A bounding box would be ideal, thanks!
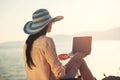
[52,16,64,22]
[23,16,64,35]
[24,20,51,35]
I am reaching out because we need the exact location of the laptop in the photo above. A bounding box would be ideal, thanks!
[72,36,92,55]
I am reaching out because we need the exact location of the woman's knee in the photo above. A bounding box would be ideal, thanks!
[76,58,85,63]
[75,58,86,67]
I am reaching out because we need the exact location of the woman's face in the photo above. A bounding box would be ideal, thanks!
[47,22,53,33]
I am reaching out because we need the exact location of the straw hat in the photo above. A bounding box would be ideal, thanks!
[23,9,64,35]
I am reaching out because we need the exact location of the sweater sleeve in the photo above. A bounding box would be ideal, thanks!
[44,38,65,79]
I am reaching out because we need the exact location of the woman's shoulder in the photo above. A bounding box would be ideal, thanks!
[35,35,53,44]
[43,36,54,44]
[39,35,52,41]
[33,36,55,48]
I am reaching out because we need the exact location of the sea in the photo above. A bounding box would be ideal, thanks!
[0,38,120,80]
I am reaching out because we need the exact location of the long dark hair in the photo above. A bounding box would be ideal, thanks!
[25,25,48,69]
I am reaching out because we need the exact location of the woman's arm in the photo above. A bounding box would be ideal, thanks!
[44,38,65,79]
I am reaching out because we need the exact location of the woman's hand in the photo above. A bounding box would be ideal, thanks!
[58,53,69,60]
[72,52,85,61]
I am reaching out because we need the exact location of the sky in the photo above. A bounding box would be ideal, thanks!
[0,0,120,43]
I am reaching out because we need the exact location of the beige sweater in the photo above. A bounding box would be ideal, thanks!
[23,36,65,80]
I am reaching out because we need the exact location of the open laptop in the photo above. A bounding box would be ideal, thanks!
[72,36,92,55]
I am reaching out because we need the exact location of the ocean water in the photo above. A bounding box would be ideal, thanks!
[0,40,120,80]
[0,42,26,80]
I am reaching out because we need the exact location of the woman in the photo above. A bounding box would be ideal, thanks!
[23,9,95,80]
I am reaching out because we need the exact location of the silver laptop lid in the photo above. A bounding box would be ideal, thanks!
[72,36,92,54]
